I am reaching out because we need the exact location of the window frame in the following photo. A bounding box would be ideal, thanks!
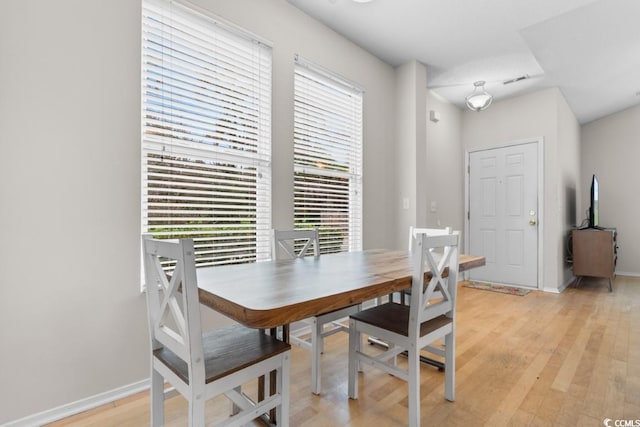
[293,57,363,254]
[141,0,273,281]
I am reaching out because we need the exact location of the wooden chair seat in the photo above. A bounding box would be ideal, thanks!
[154,323,290,385]
[351,302,452,338]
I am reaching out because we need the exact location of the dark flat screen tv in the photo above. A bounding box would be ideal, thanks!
[589,174,599,228]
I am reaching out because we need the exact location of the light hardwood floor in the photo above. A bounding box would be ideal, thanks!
[48,277,640,426]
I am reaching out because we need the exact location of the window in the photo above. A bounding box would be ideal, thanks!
[141,0,272,268]
[293,59,363,254]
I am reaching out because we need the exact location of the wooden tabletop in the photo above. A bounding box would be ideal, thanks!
[197,249,485,329]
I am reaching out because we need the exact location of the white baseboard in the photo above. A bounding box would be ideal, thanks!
[616,271,640,277]
[542,275,574,294]
[2,379,149,427]
[543,286,562,294]
[548,273,640,296]
[558,276,575,293]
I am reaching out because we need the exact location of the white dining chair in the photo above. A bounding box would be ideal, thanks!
[143,236,291,426]
[372,226,455,359]
[348,230,461,427]
[272,228,361,395]
[400,226,453,303]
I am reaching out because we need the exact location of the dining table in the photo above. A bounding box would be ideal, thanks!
[195,248,485,425]
[197,249,485,329]
[196,247,485,334]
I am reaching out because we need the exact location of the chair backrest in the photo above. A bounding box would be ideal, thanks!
[271,228,320,260]
[408,231,460,336]
[408,226,453,251]
[142,236,205,382]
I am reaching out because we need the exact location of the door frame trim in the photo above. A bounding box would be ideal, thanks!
[464,137,544,290]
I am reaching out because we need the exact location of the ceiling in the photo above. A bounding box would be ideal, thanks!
[287,0,640,124]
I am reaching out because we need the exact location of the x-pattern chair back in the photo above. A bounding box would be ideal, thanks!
[409,232,460,333]
[272,229,320,260]
[143,236,203,375]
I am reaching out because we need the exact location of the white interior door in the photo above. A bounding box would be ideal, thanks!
[468,142,539,288]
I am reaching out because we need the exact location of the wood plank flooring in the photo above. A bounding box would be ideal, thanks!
[48,276,640,426]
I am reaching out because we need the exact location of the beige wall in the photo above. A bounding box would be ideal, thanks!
[394,60,427,249]
[425,91,464,236]
[0,1,147,423]
[581,105,640,276]
[0,0,397,423]
[461,87,580,292]
[556,91,581,286]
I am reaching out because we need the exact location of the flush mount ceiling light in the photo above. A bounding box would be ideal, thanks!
[352,0,374,3]
[465,81,493,112]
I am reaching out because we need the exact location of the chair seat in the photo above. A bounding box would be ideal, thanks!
[350,302,452,338]
[154,323,291,385]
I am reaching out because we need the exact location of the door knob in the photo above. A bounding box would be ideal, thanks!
[529,219,537,226]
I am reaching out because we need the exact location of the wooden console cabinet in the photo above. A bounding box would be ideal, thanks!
[572,228,617,291]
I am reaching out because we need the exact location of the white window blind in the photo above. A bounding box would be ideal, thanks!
[141,0,272,268]
[293,61,363,254]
